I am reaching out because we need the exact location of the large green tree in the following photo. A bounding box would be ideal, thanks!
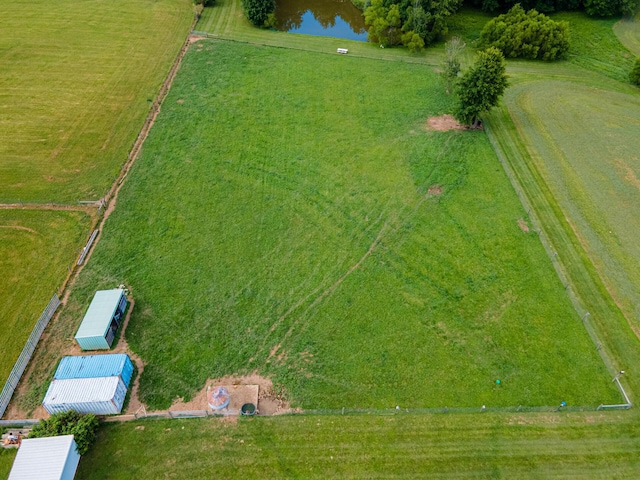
[479,4,570,61]
[454,47,509,128]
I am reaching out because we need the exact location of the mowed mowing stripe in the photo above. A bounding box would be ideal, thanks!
[74,413,640,478]
[613,12,640,56]
[0,0,194,203]
[485,102,640,399]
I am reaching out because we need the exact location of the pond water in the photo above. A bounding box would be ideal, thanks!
[274,0,368,41]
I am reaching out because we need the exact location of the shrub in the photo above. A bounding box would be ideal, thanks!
[241,0,275,27]
[29,411,99,455]
[631,58,640,86]
[479,4,570,61]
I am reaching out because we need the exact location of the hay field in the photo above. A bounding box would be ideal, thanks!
[0,0,193,203]
[0,209,90,384]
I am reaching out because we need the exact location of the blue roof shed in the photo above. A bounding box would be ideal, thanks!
[75,289,127,350]
[54,354,134,387]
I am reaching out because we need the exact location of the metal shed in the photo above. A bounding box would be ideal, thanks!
[8,435,80,480]
[42,376,127,415]
[54,354,134,387]
[75,289,127,350]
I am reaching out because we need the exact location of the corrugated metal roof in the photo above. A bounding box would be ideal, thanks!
[8,435,80,480]
[54,354,134,387]
[43,377,127,415]
[75,289,124,339]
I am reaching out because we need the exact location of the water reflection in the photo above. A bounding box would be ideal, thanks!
[274,0,368,41]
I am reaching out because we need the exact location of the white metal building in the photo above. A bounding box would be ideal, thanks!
[42,376,127,415]
[8,435,80,480]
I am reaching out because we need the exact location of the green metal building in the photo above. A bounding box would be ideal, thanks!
[74,289,127,350]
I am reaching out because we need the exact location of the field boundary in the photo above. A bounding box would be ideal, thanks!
[484,107,633,409]
[0,294,60,418]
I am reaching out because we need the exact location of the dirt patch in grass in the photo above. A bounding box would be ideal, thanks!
[425,115,467,132]
[518,218,530,232]
[164,373,293,416]
[427,184,443,196]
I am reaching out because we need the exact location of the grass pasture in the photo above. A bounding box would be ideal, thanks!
[503,81,640,332]
[0,209,91,384]
[62,40,621,411]
[0,0,193,203]
[613,11,640,57]
[77,412,640,478]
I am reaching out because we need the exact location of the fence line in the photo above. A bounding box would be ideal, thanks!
[77,229,99,265]
[484,117,631,409]
[0,294,60,419]
[101,403,607,423]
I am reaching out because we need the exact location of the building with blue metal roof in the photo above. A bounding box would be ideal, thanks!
[54,354,134,387]
[74,289,127,350]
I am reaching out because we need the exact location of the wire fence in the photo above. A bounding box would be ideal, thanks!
[0,294,60,419]
[484,118,631,410]
[102,403,613,424]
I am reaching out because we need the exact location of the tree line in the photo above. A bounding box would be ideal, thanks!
[469,0,639,17]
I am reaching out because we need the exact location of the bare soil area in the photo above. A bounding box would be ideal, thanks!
[163,373,293,416]
[425,114,468,132]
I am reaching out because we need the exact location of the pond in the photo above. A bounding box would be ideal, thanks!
[274,0,368,42]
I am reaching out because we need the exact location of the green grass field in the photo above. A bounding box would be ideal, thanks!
[0,0,193,203]
[504,81,640,328]
[75,412,640,478]
[613,11,640,57]
[0,449,16,479]
[53,39,621,412]
[0,210,91,385]
[478,7,640,407]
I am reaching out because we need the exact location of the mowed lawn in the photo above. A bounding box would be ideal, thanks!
[0,0,193,203]
[76,412,640,478]
[0,209,91,384]
[503,81,640,333]
[69,40,619,410]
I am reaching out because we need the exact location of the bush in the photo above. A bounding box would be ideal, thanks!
[479,4,570,61]
[29,411,99,455]
[241,0,275,27]
[631,58,640,86]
